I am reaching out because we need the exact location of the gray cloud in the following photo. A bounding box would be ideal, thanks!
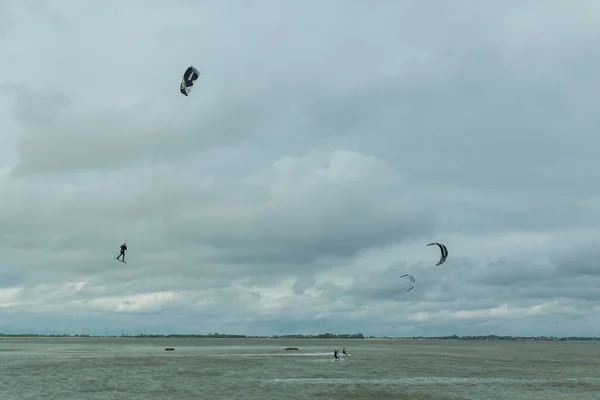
[0,0,599,337]
[10,88,265,176]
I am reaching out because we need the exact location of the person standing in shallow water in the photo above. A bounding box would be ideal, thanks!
[334,349,340,361]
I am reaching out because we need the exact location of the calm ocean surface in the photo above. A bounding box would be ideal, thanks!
[0,337,598,399]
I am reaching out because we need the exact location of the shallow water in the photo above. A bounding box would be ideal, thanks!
[0,338,599,399]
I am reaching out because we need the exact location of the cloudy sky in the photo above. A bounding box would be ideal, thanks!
[1,0,600,337]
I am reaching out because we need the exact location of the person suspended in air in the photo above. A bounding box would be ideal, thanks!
[116,242,127,263]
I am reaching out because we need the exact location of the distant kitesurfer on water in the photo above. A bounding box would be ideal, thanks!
[116,242,127,262]
[334,349,340,361]
[342,346,347,355]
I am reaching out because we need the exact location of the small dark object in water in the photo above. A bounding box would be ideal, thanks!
[283,347,298,351]
[165,348,175,351]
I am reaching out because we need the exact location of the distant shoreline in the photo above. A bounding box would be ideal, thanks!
[0,334,596,341]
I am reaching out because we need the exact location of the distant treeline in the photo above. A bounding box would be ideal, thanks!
[0,332,365,339]
[389,334,594,341]
[272,333,365,339]
[0,333,596,341]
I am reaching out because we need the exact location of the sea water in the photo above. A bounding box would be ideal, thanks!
[0,337,598,399]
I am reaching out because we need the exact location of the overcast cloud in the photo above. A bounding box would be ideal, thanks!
[1,0,600,337]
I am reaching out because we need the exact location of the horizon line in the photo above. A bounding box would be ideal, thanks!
[0,333,597,340]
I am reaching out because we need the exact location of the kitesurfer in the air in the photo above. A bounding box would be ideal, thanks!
[334,349,340,361]
[116,242,127,262]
